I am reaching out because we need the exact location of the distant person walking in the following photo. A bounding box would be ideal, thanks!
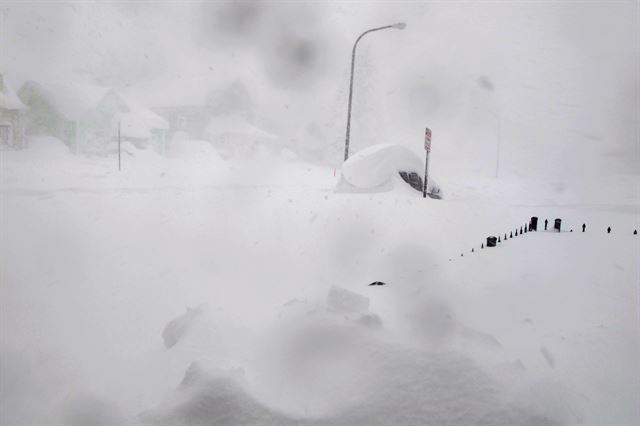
[582,223,586,232]
[544,219,548,231]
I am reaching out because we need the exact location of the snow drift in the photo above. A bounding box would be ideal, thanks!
[340,144,441,195]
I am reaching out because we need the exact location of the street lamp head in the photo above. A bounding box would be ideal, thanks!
[391,22,407,30]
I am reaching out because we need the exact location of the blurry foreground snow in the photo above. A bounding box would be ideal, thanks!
[1,141,639,425]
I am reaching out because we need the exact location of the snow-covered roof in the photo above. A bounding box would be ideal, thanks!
[116,94,169,139]
[205,115,276,140]
[17,81,167,137]
[19,80,109,120]
[0,73,27,110]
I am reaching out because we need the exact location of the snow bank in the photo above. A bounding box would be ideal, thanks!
[1,153,638,425]
[25,136,73,158]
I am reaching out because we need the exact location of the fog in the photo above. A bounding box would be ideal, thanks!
[1,2,639,425]
[2,1,638,175]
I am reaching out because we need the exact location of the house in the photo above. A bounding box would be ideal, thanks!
[17,80,107,152]
[18,81,168,153]
[0,73,27,149]
[83,89,169,152]
[124,75,257,143]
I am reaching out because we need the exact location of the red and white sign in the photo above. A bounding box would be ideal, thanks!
[424,128,432,152]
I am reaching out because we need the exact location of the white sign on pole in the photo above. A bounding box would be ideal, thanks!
[424,128,432,152]
[423,127,432,198]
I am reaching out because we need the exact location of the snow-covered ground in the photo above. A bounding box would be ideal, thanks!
[1,141,638,425]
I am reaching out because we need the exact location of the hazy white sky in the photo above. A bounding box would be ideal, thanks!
[1,1,638,177]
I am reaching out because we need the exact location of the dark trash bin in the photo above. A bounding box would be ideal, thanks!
[554,218,562,232]
[486,236,497,247]
[530,217,538,231]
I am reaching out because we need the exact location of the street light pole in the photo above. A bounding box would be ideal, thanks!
[495,112,501,178]
[343,22,406,162]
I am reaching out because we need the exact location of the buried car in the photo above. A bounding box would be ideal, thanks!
[338,144,442,198]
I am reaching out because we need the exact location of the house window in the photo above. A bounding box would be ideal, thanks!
[0,124,11,147]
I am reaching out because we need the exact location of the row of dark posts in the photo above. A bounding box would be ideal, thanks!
[484,216,539,248]
[457,217,638,257]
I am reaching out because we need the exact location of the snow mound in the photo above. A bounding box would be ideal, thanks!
[326,286,369,315]
[341,144,440,194]
[26,136,73,158]
[140,366,292,425]
[144,319,565,426]
[165,138,222,160]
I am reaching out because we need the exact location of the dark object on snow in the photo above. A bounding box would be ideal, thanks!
[399,171,441,199]
[582,223,586,232]
[368,281,386,286]
[486,236,497,247]
[524,225,527,233]
[530,217,538,231]
[544,219,548,230]
[472,248,474,253]
[607,226,611,234]
[427,187,442,199]
[510,231,513,238]
[554,218,562,232]
[398,171,423,192]
[520,226,523,234]
[498,236,501,242]
[481,243,484,249]
[461,253,464,257]
[634,230,637,235]
[570,229,573,232]
[504,233,507,240]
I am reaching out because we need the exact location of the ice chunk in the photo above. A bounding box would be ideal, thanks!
[326,286,369,315]
[162,306,203,349]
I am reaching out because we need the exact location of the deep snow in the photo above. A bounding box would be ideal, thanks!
[1,140,638,425]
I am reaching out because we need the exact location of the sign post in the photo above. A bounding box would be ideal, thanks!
[423,128,431,198]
